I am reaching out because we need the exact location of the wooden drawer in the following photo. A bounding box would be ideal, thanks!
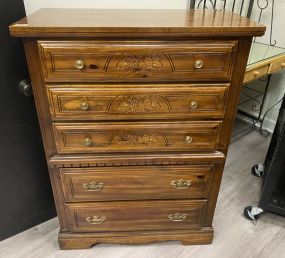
[53,121,222,154]
[60,165,214,202]
[244,65,269,83]
[47,84,228,121]
[268,59,285,74]
[38,41,237,82]
[66,200,207,232]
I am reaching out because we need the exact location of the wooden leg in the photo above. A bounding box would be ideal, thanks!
[180,237,213,245]
[59,236,98,250]
[58,229,214,250]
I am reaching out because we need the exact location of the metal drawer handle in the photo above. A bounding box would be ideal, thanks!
[75,59,84,70]
[168,213,188,222]
[83,182,104,191]
[80,102,89,111]
[86,216,106,224]
[190,100,199,110]
[185,136,193,144]
[84,137,92,146]
[171,179,192,189]
[194,59,204,69]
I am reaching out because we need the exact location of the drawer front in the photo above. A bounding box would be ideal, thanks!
[244,65,269,83]
[47,84,228,121]
[39,41,236,82]
[268,59,285,74]
[66,200,207,232]
[53,121,222,154]
[61,165,214,202]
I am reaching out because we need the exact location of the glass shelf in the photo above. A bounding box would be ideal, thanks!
[247,42,285,66]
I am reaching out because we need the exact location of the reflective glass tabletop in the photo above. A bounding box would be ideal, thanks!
[247,42,285,66]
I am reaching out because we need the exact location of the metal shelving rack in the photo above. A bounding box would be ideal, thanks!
[190,0,283,135]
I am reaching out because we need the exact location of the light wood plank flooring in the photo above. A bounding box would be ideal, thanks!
[1,119,285,258]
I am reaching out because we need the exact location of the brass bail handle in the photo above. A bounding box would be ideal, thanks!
[86,216,106,224]
[168,213,188,222]
[83,182,104,191]
[171,179,192,189]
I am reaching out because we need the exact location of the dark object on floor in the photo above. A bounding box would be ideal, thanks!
[244,95,285,222]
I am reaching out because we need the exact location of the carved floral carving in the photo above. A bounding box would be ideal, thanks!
[109,131,167,145]
[114,51,164,72]
[116,94,162,113]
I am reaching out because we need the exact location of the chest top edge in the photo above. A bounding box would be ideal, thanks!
[9,9,265,38]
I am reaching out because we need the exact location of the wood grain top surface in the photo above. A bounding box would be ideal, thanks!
[10,8,265,37]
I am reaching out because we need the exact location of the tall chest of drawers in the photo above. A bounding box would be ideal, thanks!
[10,9,265,249]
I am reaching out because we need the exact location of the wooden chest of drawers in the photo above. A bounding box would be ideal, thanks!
[10,9,265,249]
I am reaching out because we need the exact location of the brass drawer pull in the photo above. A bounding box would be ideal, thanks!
[84,137,92,146]
[83,181,104,191]
[168,213,188,222]
[185,136,193,144]
[190,100,198,110]
[86,216,106,225]
[75,59,84,70]
[194,59,203,69]
[171,179,192,189]
[80,102,89,111]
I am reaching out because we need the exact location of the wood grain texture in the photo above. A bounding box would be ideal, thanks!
[38,40,236,82]
[9,8,265,250]
[23,39,57,158]
[60,165,215,202]
[9,9,265,38]
[58,229,213,249]
[53,121,222,154]
[2,128,283,257]
[46,84,229,121]
[217,38,253,152]
[66,200,207,232]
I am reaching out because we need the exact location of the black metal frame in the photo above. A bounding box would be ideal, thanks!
[189,0,277,46]
[190,0,254,18]
[190,0,281,135]
[239,74,273,136]
[258,97,285,216]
